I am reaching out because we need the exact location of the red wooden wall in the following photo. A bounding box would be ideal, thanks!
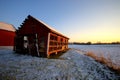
[15,17,49,56]
[0,29,15,46]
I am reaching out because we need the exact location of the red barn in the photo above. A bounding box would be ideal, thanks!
[0,22,16,47]
[14,15,69,57]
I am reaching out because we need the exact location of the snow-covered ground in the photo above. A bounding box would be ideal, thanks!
[69,44,120,66]
[0,48,120,80]
[0,46,13,50]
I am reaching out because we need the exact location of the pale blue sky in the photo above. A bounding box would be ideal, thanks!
[0,0,120,42]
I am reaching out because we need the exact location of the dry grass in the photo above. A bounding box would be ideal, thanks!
[85,51,120,73]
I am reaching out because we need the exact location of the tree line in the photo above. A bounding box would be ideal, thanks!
[69,42,120,45]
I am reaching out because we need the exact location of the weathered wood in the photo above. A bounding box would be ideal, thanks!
[14,15,69,57]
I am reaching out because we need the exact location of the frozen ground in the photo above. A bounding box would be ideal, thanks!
[0,48,120,80]
[0,46,13,50]
[69,44,120,67]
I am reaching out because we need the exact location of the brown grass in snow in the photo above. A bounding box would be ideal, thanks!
[85,51,120,73]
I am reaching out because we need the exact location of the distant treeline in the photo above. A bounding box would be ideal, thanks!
[69,42,120,45]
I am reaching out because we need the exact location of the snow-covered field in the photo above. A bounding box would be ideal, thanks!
[0,46,13,50]
[0,47,120,80]
[69,44,120,66]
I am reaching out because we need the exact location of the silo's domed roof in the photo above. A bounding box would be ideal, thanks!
[0,22,16,32]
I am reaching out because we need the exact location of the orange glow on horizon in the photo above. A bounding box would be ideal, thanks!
[68,26,120,43]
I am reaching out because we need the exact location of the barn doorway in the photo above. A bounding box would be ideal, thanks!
[23,34,39,56]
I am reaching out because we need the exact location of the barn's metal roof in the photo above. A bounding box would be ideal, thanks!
[0,22,16,32]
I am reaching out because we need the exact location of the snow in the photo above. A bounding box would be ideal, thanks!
[69,44,120,66]
[0,22,16,32]
[0,46,13,50]
[0,48,120,80]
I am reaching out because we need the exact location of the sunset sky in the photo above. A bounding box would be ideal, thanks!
[0,0,120,43]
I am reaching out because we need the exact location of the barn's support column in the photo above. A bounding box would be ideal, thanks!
[47,33,50,58]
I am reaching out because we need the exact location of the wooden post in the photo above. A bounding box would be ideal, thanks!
[35,34,39,56]
[47,33,50,58]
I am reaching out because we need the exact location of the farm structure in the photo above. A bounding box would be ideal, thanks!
[14,15,69,57]
[0,22,16,46]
